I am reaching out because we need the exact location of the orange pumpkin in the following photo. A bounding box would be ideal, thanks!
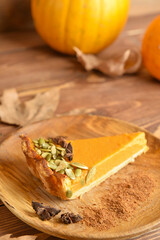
[31,0,130,55]
[142,15,160,81]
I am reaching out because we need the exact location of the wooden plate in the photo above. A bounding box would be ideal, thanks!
[0,115,160,240]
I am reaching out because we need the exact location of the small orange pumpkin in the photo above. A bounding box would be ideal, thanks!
[142,15,160,81]
[31,0,130,55]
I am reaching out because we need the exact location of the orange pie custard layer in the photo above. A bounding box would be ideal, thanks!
[21,132,148,200]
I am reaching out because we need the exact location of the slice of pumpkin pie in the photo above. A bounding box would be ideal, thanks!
[21,132,148,200]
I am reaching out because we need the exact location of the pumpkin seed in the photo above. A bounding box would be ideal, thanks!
[49,142,54,146]
[56,146,66,151]
[50,160,55,164]
[56,161,68,172]
[86,166,96,184]
[48,138,53,144]
[51,145,56,155]
[42,142,49,149]
[46,154,51,161]
[67,164,74,170]
[47,162,57,170]
[52,154,57,160]
[41,152,49,158]
[33,140,38,144]
[36,149,41,155]
[40,148,51,152]
[56,149,61,156]
[39,137,45,146]
[34,143,39,148]
[63,159,69,165]
[80,177,85,186]
[58,169,65,174]
[75,168,82,177]
[70,162,88,170]
[61,150,66,157]
[66,190,73,198]
[55,159,62,166]
[65,168,75,180]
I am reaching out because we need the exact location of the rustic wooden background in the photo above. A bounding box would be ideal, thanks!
[0,0,32,31]
[0,0,160,31]
[0,0,160,240]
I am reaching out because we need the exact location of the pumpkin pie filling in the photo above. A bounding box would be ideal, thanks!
[70,133,148,195]
[21,132,148,200]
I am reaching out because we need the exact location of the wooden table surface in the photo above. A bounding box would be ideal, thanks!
[0,10,160,240]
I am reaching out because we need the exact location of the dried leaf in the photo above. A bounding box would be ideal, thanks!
[0,234,37,240]
[74,47,142,77]
[154,125,160,138]
[24,88,60,124]
[0,82,95,127]
[0,87,60,126]
[0,89,23,125]
[0,233,50,240]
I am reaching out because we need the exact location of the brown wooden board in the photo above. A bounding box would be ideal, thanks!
[0,115,160,240]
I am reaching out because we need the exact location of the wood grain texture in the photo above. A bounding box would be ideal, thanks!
[0,209,160,240]
[0,0,32,31]
[0,205,57,239]
[0,15,160,134]
[0,115,160,240]
[0,9,160,240]
[0,0,159,32]
[130,0,160,17]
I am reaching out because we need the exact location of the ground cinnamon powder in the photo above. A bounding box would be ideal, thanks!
[82,173,155,230]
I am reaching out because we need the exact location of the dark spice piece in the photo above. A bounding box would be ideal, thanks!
[32,201,43,211]
[65,153,73,161]
[60,140,68,149]
[65,153,73,158]
[36,208,51,221]
[65,142,73,161]
[66,142,73,153]
[51,136,67,147]
[32,201,61,221]
[51,136,73,161]
[61,212,82,224]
